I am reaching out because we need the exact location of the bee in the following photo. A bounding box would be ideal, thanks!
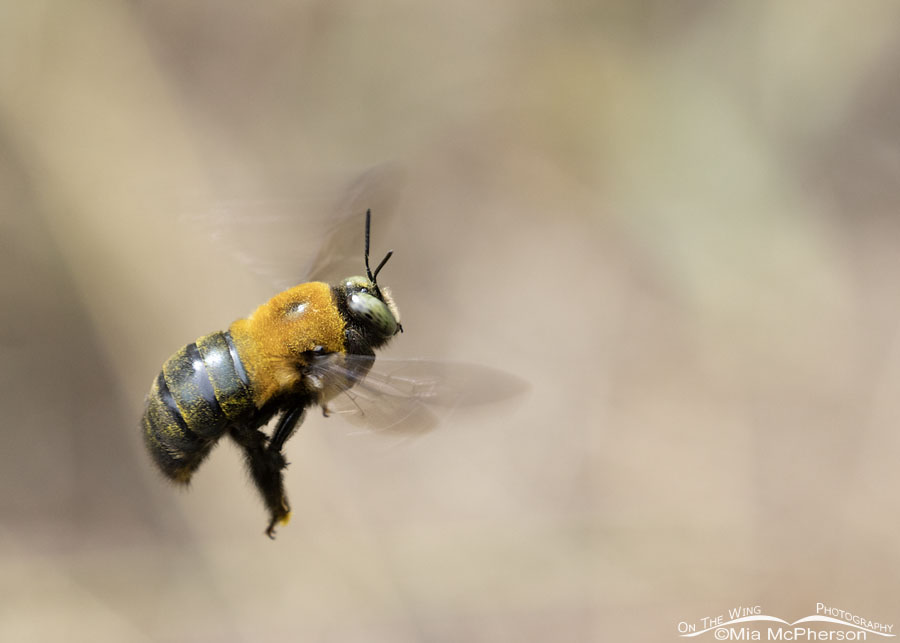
[143,210,409,538]
[144,198,526,538]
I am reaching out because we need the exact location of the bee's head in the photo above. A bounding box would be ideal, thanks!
[340,210,402,340]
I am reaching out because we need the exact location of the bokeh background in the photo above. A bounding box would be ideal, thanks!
[2,2,900,641]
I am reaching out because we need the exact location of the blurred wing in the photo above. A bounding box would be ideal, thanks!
[178,164,404,290]
[183,196,330,291]
[308,355,529,435]
[306,164,405,283]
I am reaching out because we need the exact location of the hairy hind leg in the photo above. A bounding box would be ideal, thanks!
[228,405,308,538]
[228,425,290,538]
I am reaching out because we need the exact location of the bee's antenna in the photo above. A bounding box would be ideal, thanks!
[364,209,393,284]
[372,250,393,282]
[365,209,374,282]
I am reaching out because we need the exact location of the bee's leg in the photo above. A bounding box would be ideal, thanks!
[269,405,306,455]
[228,424,291,539]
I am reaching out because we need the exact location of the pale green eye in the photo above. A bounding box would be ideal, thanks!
[348,292,398,337]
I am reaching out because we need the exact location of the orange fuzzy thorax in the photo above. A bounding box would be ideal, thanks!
[228,282,346,406]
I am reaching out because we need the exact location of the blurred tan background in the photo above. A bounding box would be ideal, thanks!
[2,2,900,641]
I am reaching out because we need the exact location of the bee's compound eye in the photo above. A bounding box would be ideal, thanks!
[348,292,398,337]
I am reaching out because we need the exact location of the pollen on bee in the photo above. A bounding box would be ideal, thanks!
[228,281,347,405]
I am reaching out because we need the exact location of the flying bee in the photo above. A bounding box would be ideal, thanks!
[143,208,523,538]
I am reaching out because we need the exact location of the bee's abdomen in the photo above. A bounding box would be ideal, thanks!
[143,331,254,482]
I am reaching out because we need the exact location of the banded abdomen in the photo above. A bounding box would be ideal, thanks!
[142,331,254,482]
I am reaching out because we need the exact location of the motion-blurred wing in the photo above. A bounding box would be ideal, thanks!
[307,354,529,435]
[179,164,404,290]
[305,164,405,283]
